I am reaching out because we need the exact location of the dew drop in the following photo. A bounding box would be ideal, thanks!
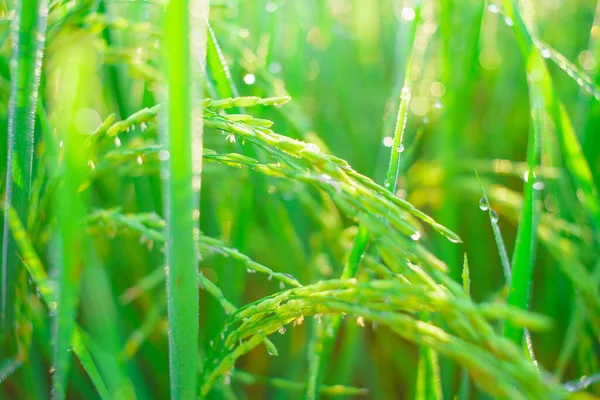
[158,149,170,161]
[400,87,412,101]
[246,268,256,274]
[136,156,143,165]
[487,4,499,13]
[490,210,499,223]
[479,197,489,211]
[434,99,443,109]
[504,17,514,27]
[382,136,394,147]
[397,144,405,153]
[410,231,421,241]
[305,143,320,153]
[114,136,121,147]
[533,180,545,191]
[540,48,551,59]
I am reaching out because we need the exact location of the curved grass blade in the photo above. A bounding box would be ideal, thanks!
[160,0,208,397]
[1,0,49,333]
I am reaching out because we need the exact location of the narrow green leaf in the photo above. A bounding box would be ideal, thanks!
[1,0,49,333]
[160,1,208,397]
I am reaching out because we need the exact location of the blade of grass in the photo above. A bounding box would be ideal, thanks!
[1,0,49,333]
[160,0,208,397]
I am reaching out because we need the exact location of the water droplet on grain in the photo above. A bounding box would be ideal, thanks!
[479,197,489,211]
[504,17,514,27]
[540,48,551,59]
[410,231,421,241]
[306,143,320,153]
[246,268,256,274]
[400,87,411,101]
[490,210,499,223]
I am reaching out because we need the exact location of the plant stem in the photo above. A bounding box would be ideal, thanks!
[160,0,208,397]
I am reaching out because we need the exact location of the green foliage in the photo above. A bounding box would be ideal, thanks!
[1,0,600,399]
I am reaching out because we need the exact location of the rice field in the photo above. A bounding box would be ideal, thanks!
[0,0,599,399]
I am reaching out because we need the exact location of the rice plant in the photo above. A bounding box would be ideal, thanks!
[1,0,599,399]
